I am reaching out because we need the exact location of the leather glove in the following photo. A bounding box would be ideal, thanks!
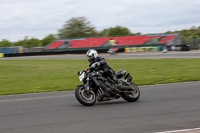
[91,62,100,68]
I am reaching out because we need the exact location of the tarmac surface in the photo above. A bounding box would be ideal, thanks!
[0,81,200,133]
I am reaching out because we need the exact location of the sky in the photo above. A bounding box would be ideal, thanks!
[1,0,200,42]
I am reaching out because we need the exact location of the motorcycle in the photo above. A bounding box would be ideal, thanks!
[75,67,140,106]
[107,47,119,55]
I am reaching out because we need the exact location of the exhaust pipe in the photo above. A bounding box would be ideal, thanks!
[120,86,133,90]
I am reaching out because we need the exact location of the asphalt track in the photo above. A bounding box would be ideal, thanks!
[0,81,200,133]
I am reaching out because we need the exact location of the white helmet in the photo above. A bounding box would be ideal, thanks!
[86,49,98,62]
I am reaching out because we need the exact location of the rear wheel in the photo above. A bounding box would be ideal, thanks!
[122,82,140,102]
[75,85,96,106]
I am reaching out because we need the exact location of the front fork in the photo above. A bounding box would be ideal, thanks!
[84,78,90,94]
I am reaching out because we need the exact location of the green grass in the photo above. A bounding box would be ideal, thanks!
[0,59,200,95]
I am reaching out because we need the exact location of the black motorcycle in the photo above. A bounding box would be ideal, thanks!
[75,68,140,106]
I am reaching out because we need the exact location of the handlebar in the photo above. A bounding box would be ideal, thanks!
[87,67,103,76]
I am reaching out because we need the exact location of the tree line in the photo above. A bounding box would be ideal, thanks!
[0,34,57,48]
[1,17,200,48]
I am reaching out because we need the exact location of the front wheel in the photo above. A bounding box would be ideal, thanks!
[75,85,96,106]
[122,82,140,102]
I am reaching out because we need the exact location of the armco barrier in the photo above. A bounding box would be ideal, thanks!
[124,46,162,52]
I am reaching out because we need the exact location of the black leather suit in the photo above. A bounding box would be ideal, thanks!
[89,56,119,84]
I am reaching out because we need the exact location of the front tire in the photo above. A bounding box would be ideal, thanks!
[75,85,96,106]
[122,82,140,102]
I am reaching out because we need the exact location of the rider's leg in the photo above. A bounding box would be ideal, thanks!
[104,69,122,88]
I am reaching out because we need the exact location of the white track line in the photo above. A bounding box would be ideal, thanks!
[0,95,73,103]
[156,127,200,133]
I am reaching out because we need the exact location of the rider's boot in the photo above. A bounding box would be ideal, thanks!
[112,77,121,98]
[113,76,122,89]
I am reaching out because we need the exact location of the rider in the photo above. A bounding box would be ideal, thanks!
[86,49,121,89]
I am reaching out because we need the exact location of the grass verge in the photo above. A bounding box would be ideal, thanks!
[0,59,200,95]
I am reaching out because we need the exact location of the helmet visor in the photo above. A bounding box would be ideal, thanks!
[87,55,92,59]
[87,55,95,62]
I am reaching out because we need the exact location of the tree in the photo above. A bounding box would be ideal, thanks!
[57,17,97,39]
[13,35,57,48]
[0,39,12,47]
[100,26,132,37]
[40,34,57,47]
[14,36,41,48]
[98,29,109,37]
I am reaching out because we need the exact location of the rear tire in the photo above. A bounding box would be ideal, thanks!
[122,82,140,102]
[75,85,96,106]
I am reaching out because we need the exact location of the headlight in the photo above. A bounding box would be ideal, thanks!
[78,72,85,82]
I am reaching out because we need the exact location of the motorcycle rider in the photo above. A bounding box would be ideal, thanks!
[86,49,121,89]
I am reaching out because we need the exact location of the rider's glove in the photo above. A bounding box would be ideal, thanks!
[99,70,103,74]
[91,62,100,68]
